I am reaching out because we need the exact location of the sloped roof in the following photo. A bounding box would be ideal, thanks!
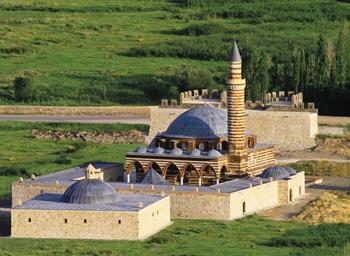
[141,168,169,185]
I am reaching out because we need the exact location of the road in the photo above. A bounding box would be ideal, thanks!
[0,114,150,124]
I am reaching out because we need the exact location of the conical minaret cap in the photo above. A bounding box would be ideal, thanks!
[230,40,241,63]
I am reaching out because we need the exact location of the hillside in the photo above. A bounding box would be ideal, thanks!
[0,0,349,114]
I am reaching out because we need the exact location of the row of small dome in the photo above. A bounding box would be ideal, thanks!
[134,146,224,157]
[260,166,296,180]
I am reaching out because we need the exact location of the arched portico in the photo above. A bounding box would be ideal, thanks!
[164,162,180,185]
[181,164,200,186]
[200,164,217,186]
[127,161,144,183]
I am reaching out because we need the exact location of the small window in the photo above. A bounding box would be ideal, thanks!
[152,212,154,217]
[28,218,31,223]
[299,186,302,195]
[242,202,246,214]
[118,220,121,224]
[157,210,159,215]
[64,219,68,224]
[84,219,87,224]
[199,143,205,151]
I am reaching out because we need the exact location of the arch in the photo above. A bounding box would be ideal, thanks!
[222,141,228,151]
[216,142,222,151]
[128,161,144,183]
[289,189,293,202]
[164,162,180,185]
[242,202,246,214]
[200,164,217,186]
[146,161,163,175]
[181,142,188,151]
[220,165,227,180]
[198,143,205,151]
[181,164,199,186]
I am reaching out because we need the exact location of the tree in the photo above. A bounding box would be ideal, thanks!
[332,22,347,87]
[13,77,32,102]
[315,34,329,88]
[291,50,300,92]
[299,49,306,92]
[269,55,280,91]
[256,52,269,99]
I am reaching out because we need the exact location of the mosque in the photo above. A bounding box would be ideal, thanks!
[10,41,305,240]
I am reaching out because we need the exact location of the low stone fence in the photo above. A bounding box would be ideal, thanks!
[31,129,145,144]
[0,105,152,116]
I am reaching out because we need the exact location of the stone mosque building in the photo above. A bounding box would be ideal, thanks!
[125,41,275,185]
[9,41,305,241]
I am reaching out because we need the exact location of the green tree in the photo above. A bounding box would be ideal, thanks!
[299,49,306,92]
[291,50,300,92]
[332,23,347,87]
[269,55,280,91]
[282,55,293,92]
[13,77,32,102]
[315,35,329,87]
[256,52,270,99]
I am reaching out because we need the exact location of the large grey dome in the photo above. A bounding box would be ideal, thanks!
[162,105,227,139]
[260,166,290,180]
[284,166,297,176]
[63,179,117,205]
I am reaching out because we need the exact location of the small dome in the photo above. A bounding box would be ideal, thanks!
[63,179,117,205]
[154,146,165,154]
[134,146,147,153]
[260,166,290,180]
[208,149,222,157]
[284,166,297,176]
[169,147,183,155]
[190,148,201,156]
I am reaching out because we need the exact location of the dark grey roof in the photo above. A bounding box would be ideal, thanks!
[230,40,241,62]
[284,166,297,176]
[15,193,165,212]
[63,179,117,205]
[141,168,169,185]
[161,105,227,139]
[260,166,290,180]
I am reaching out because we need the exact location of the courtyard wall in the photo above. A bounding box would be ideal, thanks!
[149,107,318,151]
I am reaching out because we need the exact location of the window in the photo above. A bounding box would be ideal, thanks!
[199,143,205,151]
[157,210,159,215]
[152,212,154,217]
[84,219,87,224]
[242,202,246,214]
[118,220,121,224]
[28,218,31,223]
[64,219,68,224]
[289,189,293,202]
[299,186,302,195]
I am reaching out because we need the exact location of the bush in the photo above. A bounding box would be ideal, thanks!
[13,77,33,102]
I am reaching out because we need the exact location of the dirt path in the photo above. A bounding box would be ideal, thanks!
[276,151,350,164]
[318,115,350,126]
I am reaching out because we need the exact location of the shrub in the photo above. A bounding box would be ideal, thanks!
[13,77,33,102]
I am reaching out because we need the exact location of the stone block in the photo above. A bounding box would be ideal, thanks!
[161,99,168,106]
[170,99,178,106]
[307,102,315,110]
[193,90,199,97]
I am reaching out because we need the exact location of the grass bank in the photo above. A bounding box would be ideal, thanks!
[0,121,143,199]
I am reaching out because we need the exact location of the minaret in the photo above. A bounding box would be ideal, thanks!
[226,40,248,175]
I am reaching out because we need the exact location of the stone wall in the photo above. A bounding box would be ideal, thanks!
[0,105,151,116]
[278,172,305,204]
[11,197,170,240]
[230,181,279,219]
[148,107,318,151]
[32,129,145,144]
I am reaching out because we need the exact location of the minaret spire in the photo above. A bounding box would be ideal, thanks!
[226,39,248,176]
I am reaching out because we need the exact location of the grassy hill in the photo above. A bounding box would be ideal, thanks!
[0,0,349,106]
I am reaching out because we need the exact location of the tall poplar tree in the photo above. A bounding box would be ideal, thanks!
[315,35,329,88]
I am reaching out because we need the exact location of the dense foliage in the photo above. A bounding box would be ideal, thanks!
[0,0,349,115]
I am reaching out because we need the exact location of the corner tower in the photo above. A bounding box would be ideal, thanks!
[226,40,248,175]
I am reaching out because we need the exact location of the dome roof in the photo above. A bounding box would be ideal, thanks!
[63,179,117,205]
[260,166,290,180]
[154,146,165,154]
[190,148,201,156]
[284,166,297,176]
[208,149,222,157]
[162,106,227,139]
[169,147,183,155]
[134,146,147,153]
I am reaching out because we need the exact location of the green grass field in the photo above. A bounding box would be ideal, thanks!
[0,0,349,106]
[0,121,143,199]
[0,216,349,256]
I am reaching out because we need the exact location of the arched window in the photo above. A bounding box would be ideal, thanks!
[216,142,222,151]
[181,142,187,151]
[242,202,246,214]
[289,189,293,202]
[299,186,302,195]
[198,143,205,151]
